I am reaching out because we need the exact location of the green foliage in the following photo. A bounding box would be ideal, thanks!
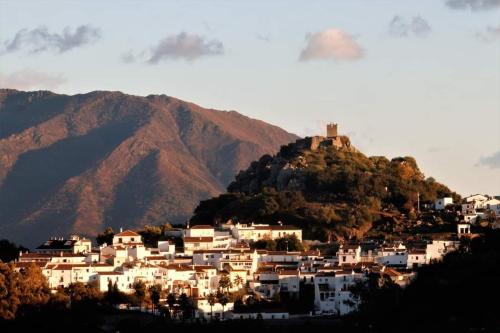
[96,227,114,246]
[351,230,500,331]
[0,240,28,263]
[218,273,232,293]
[132,281,147,308]
[0,263,51,319]
[138,224,167,247]
[251,235,304,251]
[191,141,459,240]
[275,234,304,251]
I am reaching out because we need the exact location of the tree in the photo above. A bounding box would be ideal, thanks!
[166,293,176,318]
[17,263,51,308]
[133,281,147,311]
[217,291,229,319]
[233,275,244,290]
[0,239,28,263]
[96,227,114,246]
[0,262,51,319]
[178,293,192,320]
[149,284,162,314]
[207,293,217,319]
[139,225,164,247]
[275,234,304,251]
[0,262,21,319]
[218,273,232,293]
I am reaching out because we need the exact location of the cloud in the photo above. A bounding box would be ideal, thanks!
[121,50,137,63]
[147,32,223,63]
[0,70,66,90]
[445,0,500,11]
[256,33,271,42]
[299,28,363,62]
[478,150,500,169]
[389,16,432,38]
[476,25,500,42]
[1,25,101,54]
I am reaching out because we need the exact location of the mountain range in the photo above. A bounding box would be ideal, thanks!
[0,89,298,246]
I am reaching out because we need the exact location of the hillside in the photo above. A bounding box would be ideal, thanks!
[0,89,298,246]
[191,135,460,241]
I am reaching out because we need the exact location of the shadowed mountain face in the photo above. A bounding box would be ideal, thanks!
[0,89,298,246]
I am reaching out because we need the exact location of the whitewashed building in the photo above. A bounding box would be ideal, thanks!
[435,197,453,210]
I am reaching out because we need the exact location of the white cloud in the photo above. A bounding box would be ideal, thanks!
[299,28,364,62]
[147,32,223,64]
[389,16,432,38]
[1,25,101,54]
[478,150,500,169]
[446,0,500,11]
[0,70,66,90]
[476,25,500,42]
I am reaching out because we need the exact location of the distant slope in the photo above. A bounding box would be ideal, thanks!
[0,89,298,246]
[190,136,460,241]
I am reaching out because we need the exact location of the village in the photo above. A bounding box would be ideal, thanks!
[12,193,499,321]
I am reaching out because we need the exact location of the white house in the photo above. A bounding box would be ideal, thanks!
[457,223,471,237]
[435,197,453,210]
[314,270,363,316]
[425,239,459,263]
[113,230,142,245]
[184,225,215,238]
[277,269,300,296]
[377,243,407,267]
[183,237,214,255]
[35,236,92,254]
[463,214,479,224]
[407,249,426,269]
[337,244,361,265]
[484,199,500,215]
[231,223,302,243]
[196,298,234,320]
[462,203,476,215]
[465,194,489,209]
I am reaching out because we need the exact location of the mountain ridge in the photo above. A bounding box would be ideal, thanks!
[0,89,298,246]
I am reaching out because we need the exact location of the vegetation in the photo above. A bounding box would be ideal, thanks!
[348,230,500,331]
[191,141,460,241]
[96,224,174,247]
[0,239,28,263]
[251,234,305,251]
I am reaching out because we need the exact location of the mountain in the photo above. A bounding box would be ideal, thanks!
[0,89,298,246]
[190,135,460,241]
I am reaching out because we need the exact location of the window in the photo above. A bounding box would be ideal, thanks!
[119,238,122,243]
[131,237,135,242]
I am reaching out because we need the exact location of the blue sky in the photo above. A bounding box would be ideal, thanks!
[0,0,499,195]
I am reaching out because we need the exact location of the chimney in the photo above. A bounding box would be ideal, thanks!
[120,227,123,233]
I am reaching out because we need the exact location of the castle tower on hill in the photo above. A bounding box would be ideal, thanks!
[300,122,352,151]
[326,123,338,137]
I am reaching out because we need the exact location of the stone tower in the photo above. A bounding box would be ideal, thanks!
[326,123,338,137]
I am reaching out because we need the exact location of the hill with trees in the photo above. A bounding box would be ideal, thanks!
[190,136,460,241]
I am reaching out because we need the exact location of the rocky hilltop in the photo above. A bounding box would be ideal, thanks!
[0,89,298,246]
[191,132,459,241]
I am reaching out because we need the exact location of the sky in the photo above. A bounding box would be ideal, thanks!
[0,0,499,196]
